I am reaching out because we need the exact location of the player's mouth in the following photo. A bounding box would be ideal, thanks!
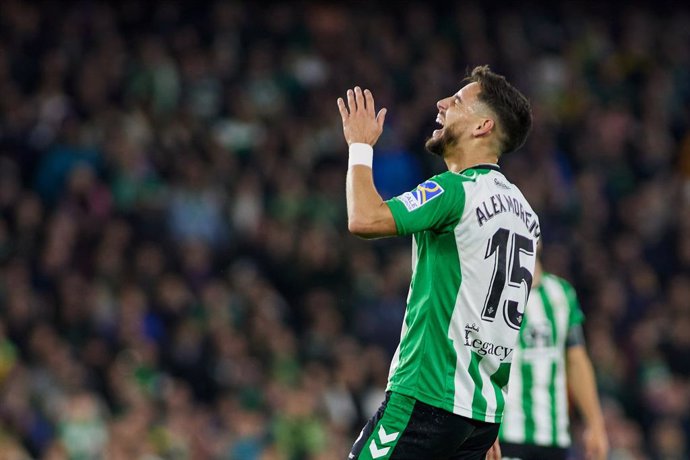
[433,114,444,138]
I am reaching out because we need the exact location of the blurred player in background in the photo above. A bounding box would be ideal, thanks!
[494,250,609,460]
[337,66,539,459]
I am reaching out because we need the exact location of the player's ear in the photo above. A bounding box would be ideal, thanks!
[473,118,494,137]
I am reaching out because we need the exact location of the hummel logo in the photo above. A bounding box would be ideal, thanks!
[378,425,399,444]
[369,443,390,459]
[368,425,399,458]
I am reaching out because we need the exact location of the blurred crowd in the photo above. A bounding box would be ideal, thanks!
[0,1,689,459]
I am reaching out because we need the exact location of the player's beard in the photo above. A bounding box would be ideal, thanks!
[425,125,459,157]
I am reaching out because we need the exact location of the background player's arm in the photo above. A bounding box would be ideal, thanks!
[566,344,609,460]
[338,87,397,239]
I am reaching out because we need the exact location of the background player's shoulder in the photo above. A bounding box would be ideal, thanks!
[543,273,576,295]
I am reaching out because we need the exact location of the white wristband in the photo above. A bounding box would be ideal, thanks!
[348,143,374,168]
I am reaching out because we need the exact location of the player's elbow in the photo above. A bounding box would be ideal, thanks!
[347,205,397,238]
[348,215,388,238]
[348,218,375,238]
[348,215,397,239]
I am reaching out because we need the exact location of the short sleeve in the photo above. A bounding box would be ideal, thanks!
[559,278,585,326]
[385,173,466,235]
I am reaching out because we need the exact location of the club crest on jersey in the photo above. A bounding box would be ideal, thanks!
[399,181,444,211]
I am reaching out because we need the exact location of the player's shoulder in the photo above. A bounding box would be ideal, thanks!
[462,168,524,197]
[420,171,472,195]
[451,165,499,183]
[426,168,494,195]
[432,170,474,184]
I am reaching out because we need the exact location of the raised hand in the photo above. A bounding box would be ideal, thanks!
[337,86,387,146]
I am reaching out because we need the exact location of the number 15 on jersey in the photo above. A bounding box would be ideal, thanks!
[482,227,535,330]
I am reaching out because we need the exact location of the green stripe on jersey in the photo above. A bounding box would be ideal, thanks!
[359,393,415,460]
[468,352,487,421]
[521,363,535,444]
[539,287,558,355]
[388,230,463,408]
[549,362,558,445]
[491,362,512,420]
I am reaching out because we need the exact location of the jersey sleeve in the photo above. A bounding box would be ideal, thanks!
[559,277,585,327]
[565,323,586,348]
[385,173,466,235]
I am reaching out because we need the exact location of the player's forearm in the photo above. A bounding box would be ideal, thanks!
[566,347,606,429]
[346,165,391,238]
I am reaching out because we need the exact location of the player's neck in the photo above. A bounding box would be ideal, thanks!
[532,265,543,288]
[443,147,499,173]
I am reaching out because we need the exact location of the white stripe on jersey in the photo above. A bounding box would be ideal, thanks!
[542,276,572,446]
[532,359,553,445]
[500,356,524,440]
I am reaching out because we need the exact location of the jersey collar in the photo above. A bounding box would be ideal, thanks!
[459,163,501,174]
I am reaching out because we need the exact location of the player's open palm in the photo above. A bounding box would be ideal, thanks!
[337,86,387,146]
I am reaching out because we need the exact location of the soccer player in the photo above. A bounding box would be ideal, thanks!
[496,254,609,460]
[337,66,539,459]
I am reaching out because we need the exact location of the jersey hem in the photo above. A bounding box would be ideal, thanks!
[387,384,503,424]
[498,435,572,449]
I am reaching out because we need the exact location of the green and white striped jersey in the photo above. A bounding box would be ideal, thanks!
[384,165,540,423]
[499,273,585,447]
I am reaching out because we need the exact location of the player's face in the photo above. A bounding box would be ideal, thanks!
[425,82,483,157]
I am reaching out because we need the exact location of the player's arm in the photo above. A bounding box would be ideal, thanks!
[346,164,397,238]
[337,87,397,239]
[565,328,608,460]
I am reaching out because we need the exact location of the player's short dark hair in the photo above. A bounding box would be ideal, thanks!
[465,65,532,155]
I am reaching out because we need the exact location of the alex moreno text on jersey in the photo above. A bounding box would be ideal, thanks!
[475,193,540,238]
[463,323,514,362]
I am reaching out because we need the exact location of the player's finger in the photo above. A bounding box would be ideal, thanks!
[337,97,349,122]
[364,89,376,116]
[354,86,365,113]
[376,108,387,130]
[346,89,356,113]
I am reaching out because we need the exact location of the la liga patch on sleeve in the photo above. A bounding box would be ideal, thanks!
[399,181,444,211]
